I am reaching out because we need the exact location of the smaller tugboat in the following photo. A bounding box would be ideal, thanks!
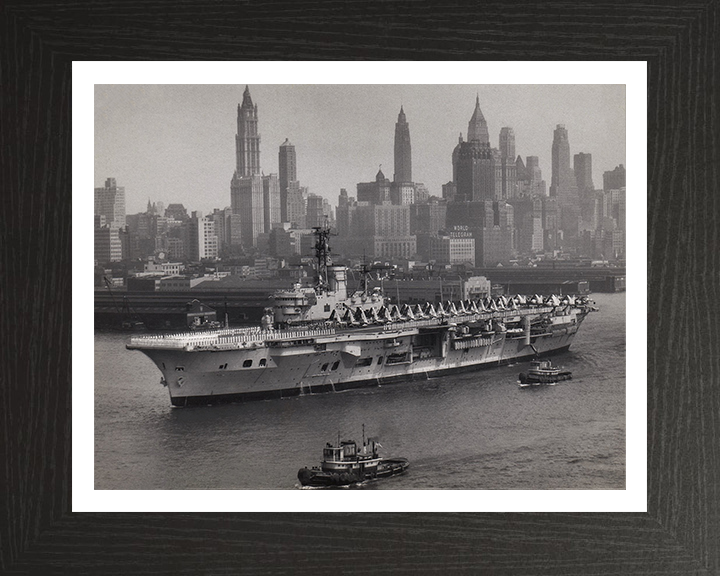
[518,359,572,387]
[297,427,409,487]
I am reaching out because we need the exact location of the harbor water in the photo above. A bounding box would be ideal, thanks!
[94,292,626,490]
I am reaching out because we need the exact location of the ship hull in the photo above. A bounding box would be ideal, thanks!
[135,319,583,406]
[298,458,409,487]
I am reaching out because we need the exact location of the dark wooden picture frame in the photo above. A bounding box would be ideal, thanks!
[2,2,718,574]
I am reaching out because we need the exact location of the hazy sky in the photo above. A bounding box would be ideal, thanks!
[95,84,625,215]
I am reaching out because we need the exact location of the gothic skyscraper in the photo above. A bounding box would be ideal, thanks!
[467,95,490,144]
[231,86,280,247]
[452,96,499,202]
[393,106,412,184]
[235,85,261,177]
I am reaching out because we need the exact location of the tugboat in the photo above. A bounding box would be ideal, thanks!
[518,358,572,387]
[297,427,409,487]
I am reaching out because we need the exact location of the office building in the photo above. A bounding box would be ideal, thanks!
[231,174,263,247]
[550,124,580,245]
[286,181,308,228]
[430,226,476,267]
[516,156,547,197]
[357,168,391,204]
[188,212,218,261]
[452,97,502,202]
[306,194,326,228]
[499,127,517,200]
[410,200,447,235]
[235,86,261,177]
[94,225,122,264]
[508,196,544,255]
[278,139,297,222]
[446,200,514,266]
[603,164,626,191]
[574,152,595,193]
[94,177,126,227]
[262,174,281,233]
[550,124,579,207]
[393,106,412,184]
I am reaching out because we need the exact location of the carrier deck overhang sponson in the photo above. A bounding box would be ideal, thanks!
[127,306,558,353]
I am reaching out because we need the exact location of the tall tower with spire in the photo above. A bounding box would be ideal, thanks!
[235,86,261,177]
[467,95,490,144]
[230,86,280,248]
[452,96,500,202]
[393,106,412,184]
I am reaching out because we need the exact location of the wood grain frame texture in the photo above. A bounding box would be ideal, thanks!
[1,1,718,574]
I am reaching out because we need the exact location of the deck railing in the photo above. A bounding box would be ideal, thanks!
[127,304,569,350]
[128,326,335,350]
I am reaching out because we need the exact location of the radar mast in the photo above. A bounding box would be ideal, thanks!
[311,218,336,293]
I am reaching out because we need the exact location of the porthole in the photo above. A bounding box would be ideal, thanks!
[243,359,253,368]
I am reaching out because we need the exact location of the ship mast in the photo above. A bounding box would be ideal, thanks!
[311,220,335,293]
[361,252,369,294]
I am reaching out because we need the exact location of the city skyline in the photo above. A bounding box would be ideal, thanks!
[95,84,626,215]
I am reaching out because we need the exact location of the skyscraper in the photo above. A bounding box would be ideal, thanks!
[467,95,490,144]
[188,212,219,261]
[94,177,126,227]
[603,164,626,191]
[94,226,122,263]
[262,174,281,234]
[357,168,391,205]
[517,156,546,197]
[446,200,513,266]
[235,86,260,177]
[550,124,580,246]
[499,127,517,200]
[393,106,412,184]
[499,127,515,160]
[452,97,501,202]
[574,152,595,193]
[550,124,579,206]
[286,181,308,229]
[231,175,263,247]
[279,138,297,222]
[306,194,326,229]
[574,152,596,226]
[230,86,283,247]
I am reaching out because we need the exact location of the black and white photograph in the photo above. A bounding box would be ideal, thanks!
[6,2,719,571]
[93,81,628,492]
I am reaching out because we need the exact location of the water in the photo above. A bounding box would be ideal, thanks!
[94,293,625,490]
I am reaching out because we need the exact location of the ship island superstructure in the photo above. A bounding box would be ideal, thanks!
[127,226,597,406]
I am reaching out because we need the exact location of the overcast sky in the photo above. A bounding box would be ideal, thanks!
[95,84,625,215]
